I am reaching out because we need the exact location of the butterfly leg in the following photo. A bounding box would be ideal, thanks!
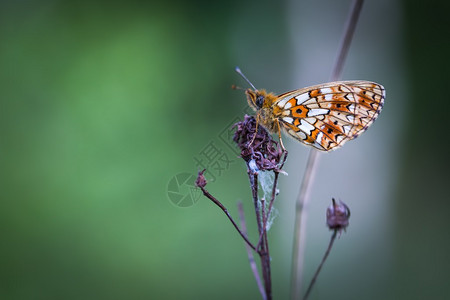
[248,114,260,147]
[275,120,288,169]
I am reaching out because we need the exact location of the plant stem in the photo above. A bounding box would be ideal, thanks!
[237,202,267,300]
[249,172,272,300]
[303,230,338,300]
[290,149,320,299]
[290,1,365,299]
[330,0,364,82]
[199,186,257,251]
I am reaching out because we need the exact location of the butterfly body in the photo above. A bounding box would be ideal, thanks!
[245,89,279,132]
[245,81,385,152]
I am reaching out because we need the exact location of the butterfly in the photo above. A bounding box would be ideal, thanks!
[235,67,385,152]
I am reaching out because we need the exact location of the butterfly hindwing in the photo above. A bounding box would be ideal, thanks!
[274,81,385,151]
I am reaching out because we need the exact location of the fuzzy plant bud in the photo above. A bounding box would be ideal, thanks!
[326,198,350,232]
[195,169,207,188]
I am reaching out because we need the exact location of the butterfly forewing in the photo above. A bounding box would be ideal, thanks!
[274,81,385,151]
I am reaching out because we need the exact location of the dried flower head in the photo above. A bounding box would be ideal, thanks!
[233,115,283,173]
[326,198,350,232]
[195,169,207,188]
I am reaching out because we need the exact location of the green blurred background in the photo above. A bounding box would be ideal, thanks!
[1,0,449,299]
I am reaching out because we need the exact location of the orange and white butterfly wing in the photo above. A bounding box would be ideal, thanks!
[273,81,385,151]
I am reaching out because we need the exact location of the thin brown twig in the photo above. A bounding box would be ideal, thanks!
[290,0,365,299]
[330,0,364,81]
[261,199,266,239]
[248,172,272,300]
[303,198,350,300]
[261,214,271,300]
[237,202,267,300]
[198,186,257,251]
[303,230,338,300]
[261,198,268,267]
[250,173,262,234]
[303,198,350,298]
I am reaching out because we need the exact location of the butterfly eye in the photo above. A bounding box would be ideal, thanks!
[255,95,264,108]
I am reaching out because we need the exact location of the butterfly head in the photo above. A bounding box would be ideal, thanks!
[235,67,274,112]
[245,89,267,111]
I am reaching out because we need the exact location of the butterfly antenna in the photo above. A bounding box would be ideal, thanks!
[235,66,257,91]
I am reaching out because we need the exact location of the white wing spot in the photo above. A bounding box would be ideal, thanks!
[343,125,351,134]
[320,87,332,94]
[346,115,355,122]
[297,130,307,140]
[324,94,333,100]
[316,131,323,143]
[304,117,317,124]
[284,101,292,109]
[283,117,294,124]
[347,104,355,112]
[295,93,310,104]
[307,108,329,117]
[345,93,355,102]
[289,129,306,141]
[277,97,290,107]
[298,120,315,135]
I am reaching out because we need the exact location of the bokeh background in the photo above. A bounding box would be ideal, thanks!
[1,0,449,299]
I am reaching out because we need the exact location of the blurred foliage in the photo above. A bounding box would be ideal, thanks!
[393,1,450,299]
[0,0,286,299]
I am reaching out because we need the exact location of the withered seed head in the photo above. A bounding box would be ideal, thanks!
[326,198,350,232]
[233,115,283,173]
[195,169,207,188]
